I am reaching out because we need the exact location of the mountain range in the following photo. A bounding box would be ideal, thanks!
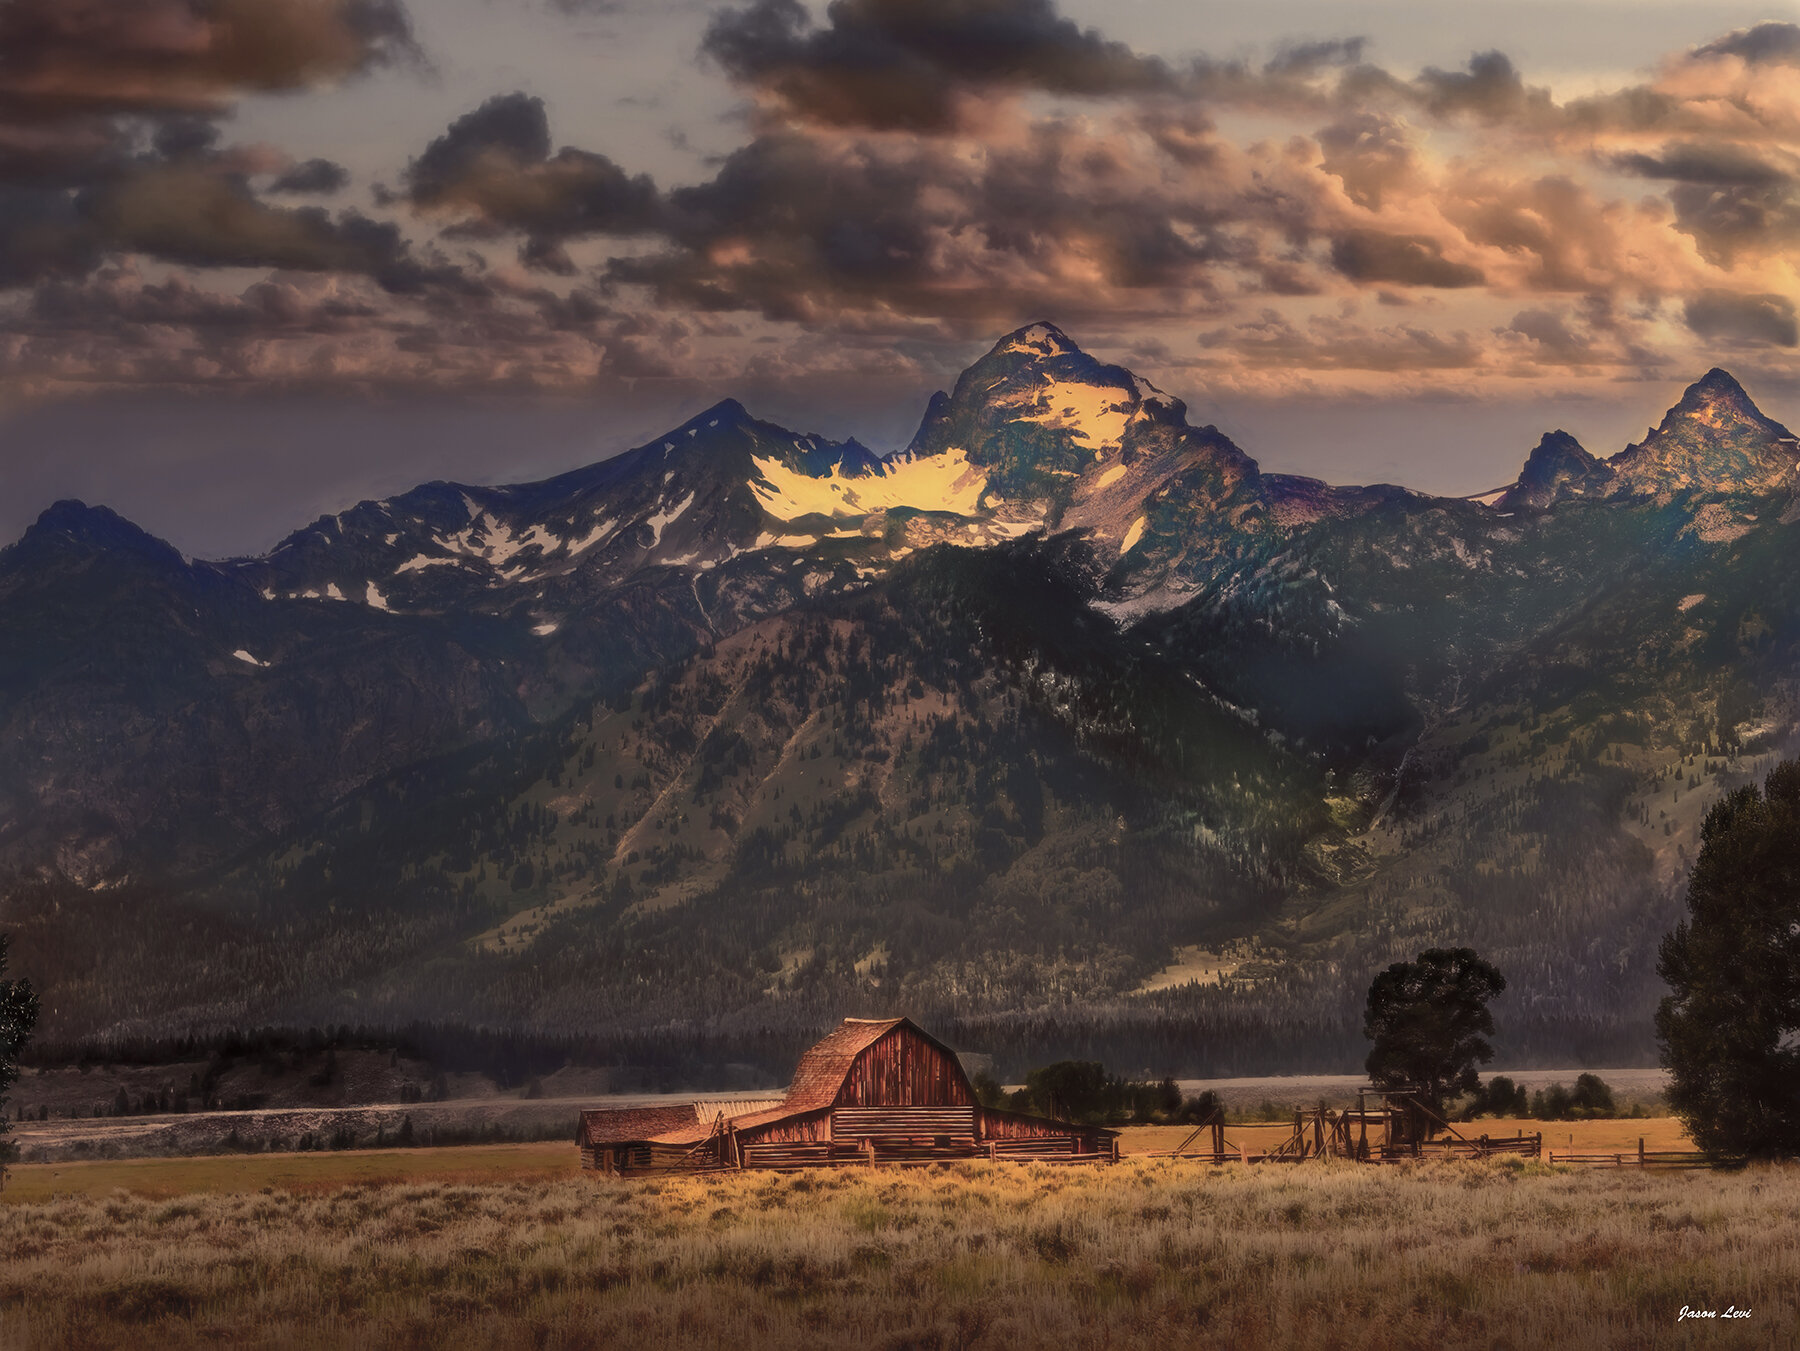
[4,322,1798,1072]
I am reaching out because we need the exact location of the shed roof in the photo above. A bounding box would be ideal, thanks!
[579,1104,703,1147]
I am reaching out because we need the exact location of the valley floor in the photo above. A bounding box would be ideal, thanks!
[4,1125,1792,1351]
[5,1067,1673,1164]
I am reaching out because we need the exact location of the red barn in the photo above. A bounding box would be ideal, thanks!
[578,1016,1117,1174]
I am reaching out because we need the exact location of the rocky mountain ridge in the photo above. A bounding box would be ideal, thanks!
[4,323,1799,1062]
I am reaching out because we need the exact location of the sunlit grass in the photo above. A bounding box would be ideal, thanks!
[1,1145,1793,1349]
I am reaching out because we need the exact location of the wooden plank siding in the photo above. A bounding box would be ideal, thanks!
[830,1107,979,1141]
[831,1026,973,1109]
[980,1106,1114,1154]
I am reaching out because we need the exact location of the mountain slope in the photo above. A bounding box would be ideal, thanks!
[5,328,1800,1067]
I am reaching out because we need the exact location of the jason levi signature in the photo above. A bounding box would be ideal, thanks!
[1678,1306,1752,1321]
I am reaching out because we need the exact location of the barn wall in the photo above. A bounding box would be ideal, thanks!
[834,1027,973,1108]
[739,1109,831,1144]
[981,1108,1110,1152]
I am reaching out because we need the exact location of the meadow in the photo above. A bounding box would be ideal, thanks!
[1,1126,1794,1350]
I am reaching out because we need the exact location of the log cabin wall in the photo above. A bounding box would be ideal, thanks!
[980,1107,1110,1153]
[739,1110,831,1144]
[833,1026,974,1108]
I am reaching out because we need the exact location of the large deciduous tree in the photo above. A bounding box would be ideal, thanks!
[1,935,40,1168]
[1657,761,1800,1158]
[1363,947,1507,1115]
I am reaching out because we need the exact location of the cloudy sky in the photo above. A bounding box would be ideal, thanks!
[3,0,1799,553]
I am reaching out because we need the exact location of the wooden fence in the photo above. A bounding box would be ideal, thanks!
[1548,1140,1721,1169]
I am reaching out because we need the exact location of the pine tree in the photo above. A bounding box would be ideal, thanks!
[0,936,40,1172]
[1657,760,1800,1157]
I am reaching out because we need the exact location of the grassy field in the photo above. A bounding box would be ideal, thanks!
[1,1126,1793,1350]
[0,1143,574,1204]
[0,1119,1697,1206]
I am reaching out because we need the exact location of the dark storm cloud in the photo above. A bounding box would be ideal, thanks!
[0,185,99,286]
[701,0,1174,131]
[1410,51,1547,121]
[1315,113,1417,210]
[269,158,351,195]
[0,0,417,121]
[1612,142,1790,187]
[405,92,662,269]
[1328,231,1484,288]
[409,93,553,189]
[71,163,473,294]
[1692,22,1800,66]
[1668,181,1800,264]
[1264,39,1367,78]
[1683,290,1799,347]
[0,0,423,289]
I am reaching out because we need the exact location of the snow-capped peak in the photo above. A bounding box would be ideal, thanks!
[997,322,1079,358]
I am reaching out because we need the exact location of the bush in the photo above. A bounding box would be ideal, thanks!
[1462,1075,1529,1119]
[1008,1061,1189,1125]
[1529,1075,1617,1121]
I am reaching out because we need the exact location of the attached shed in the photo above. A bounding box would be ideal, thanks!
[578,1016,1117,1175]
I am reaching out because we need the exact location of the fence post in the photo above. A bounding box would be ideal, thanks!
[1638,1137,1645,1167]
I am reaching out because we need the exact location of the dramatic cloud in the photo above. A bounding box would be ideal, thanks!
[1693,22,1800,67]
[404,92,662,270]
[1329,232,1485,289]
[702,0,1175,131]
[269,158,350,195]
[3,2,1799,401]
[0,0,415,130]
[1683,290,1799,347]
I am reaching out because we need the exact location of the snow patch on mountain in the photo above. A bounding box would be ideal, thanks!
[646,493,696,546]
[365,581,392,610]
[1121,516,1147,555]
[1000,323,1076,357]
[567,518,617,555]
[1017,379,1135,451]
[756,531,820,548]
[231,649,269,667]
[750,448,988,520]
[395,554,460,573]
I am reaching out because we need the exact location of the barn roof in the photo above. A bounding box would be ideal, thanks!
[782,1016,956,1113]
[579,1016,970,1147]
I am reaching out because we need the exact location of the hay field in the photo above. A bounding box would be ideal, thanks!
[2,1150,1794,1350]
[0,1143,572,1204]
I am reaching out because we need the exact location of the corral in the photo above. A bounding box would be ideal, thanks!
[578,1017,1116,1174]
[1161,1088,1545,1163]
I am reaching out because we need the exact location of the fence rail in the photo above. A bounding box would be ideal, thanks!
[1547,1147,1720,1169]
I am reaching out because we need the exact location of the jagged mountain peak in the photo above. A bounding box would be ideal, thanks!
[1532,429,1589,457]
[1495,430,1613,512]
[1662,367,1789,435]
[987,320,1084,360]
[1607,367,1799,495]
[7,499,189,571]
[908,324,1189,497]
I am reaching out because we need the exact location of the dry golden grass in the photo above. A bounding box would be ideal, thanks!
[2,1148,1795,1350]
[1,1143,572,1204]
